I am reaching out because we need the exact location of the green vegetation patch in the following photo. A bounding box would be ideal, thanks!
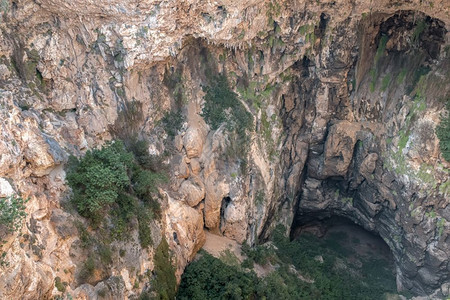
[67,141,133,218]
[202,74,253,167]
[0,194,27,266]
[202,74,253,133]
[436,99,450,161]
[66,139,166,246]
[144,237,177,300]
[274,226,397,298]
[0,194,27,234]
[161,111,184,138]
[178,251,258,300]
[178,225,397,299]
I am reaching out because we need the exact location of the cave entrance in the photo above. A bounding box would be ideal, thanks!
[290,216,398,296]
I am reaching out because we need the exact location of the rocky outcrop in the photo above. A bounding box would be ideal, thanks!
[0,0,449,299]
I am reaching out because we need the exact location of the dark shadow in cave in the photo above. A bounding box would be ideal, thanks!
[292,216,393,260]
[219,196,232,231]
[290,215,397,293]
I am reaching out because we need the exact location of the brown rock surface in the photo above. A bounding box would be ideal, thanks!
[0,0,449,298]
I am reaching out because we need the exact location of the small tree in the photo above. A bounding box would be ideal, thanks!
[0,194,27,266]
[151,237,177,300]
[66,141,133,219]
[436,100,450,161]
[0,194,27,235]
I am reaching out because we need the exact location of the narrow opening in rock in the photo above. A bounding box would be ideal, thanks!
[219,196,231,231]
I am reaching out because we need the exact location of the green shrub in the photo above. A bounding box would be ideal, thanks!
[114,192,138,224]
[54,276,66,292]
[161,111,184,138]
[79,257,95,281]
[178,225,397,300]
[1,194,27,267]
[178,251,258,300]
[66,141,133,219]
[132,168,166,200]
[201,75,253,167]
[241,243,274,265]
[201,75,253,133]
[98,244,113,265]
[151,237,177,300]
[137,207,153,248]
[271,225,397,299]
[67,140,166,224]
[0,194,27,234]
[436,99,450,161]
[127,139,166,173]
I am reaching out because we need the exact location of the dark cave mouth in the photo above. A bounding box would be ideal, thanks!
[289,216,398,295]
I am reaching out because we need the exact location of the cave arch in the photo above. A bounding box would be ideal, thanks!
[278,9,449,297]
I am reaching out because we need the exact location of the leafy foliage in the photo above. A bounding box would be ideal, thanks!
[0,194,27,234]
[151,237,177,300]
[67,141,133,218]
[137,207,153,248]
[78,257,95,281]
[201,74,253,168]
[0,194,27,266]
[66,139,166,249]
[201,75,253,133]
[128,139,166,173]
[178,225,398,300]
[161,111,184,138]
[436,99,450,161]
[271,225,397,299]
[241,243,274,265]
[178,251,258,300]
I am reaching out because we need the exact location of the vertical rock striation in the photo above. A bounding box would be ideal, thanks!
[0,0,449,298]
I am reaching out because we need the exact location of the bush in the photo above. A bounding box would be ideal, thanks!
[127,139,166,173]
[1,194,27,265]
[241,243,274,265]
[178,251,258,300]
[151,237,177,300]
[201,75,253,168]
[54,276,66,292]
[137,207,153,248]
[132,168,166,200]
[161,111,184,138]
[66,141,133,219]
[79,256,95,281]
[178,225,397,300]
[436,99,450,161]
[66,140,166,224]
[201,75,253,134]
[0,194,27,235]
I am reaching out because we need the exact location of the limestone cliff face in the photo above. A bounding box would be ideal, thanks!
[0,0,449,299]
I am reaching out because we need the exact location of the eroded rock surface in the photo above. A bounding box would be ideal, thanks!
[0,0,449,299]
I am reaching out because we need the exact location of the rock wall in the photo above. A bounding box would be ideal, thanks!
[0,0,449,299]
